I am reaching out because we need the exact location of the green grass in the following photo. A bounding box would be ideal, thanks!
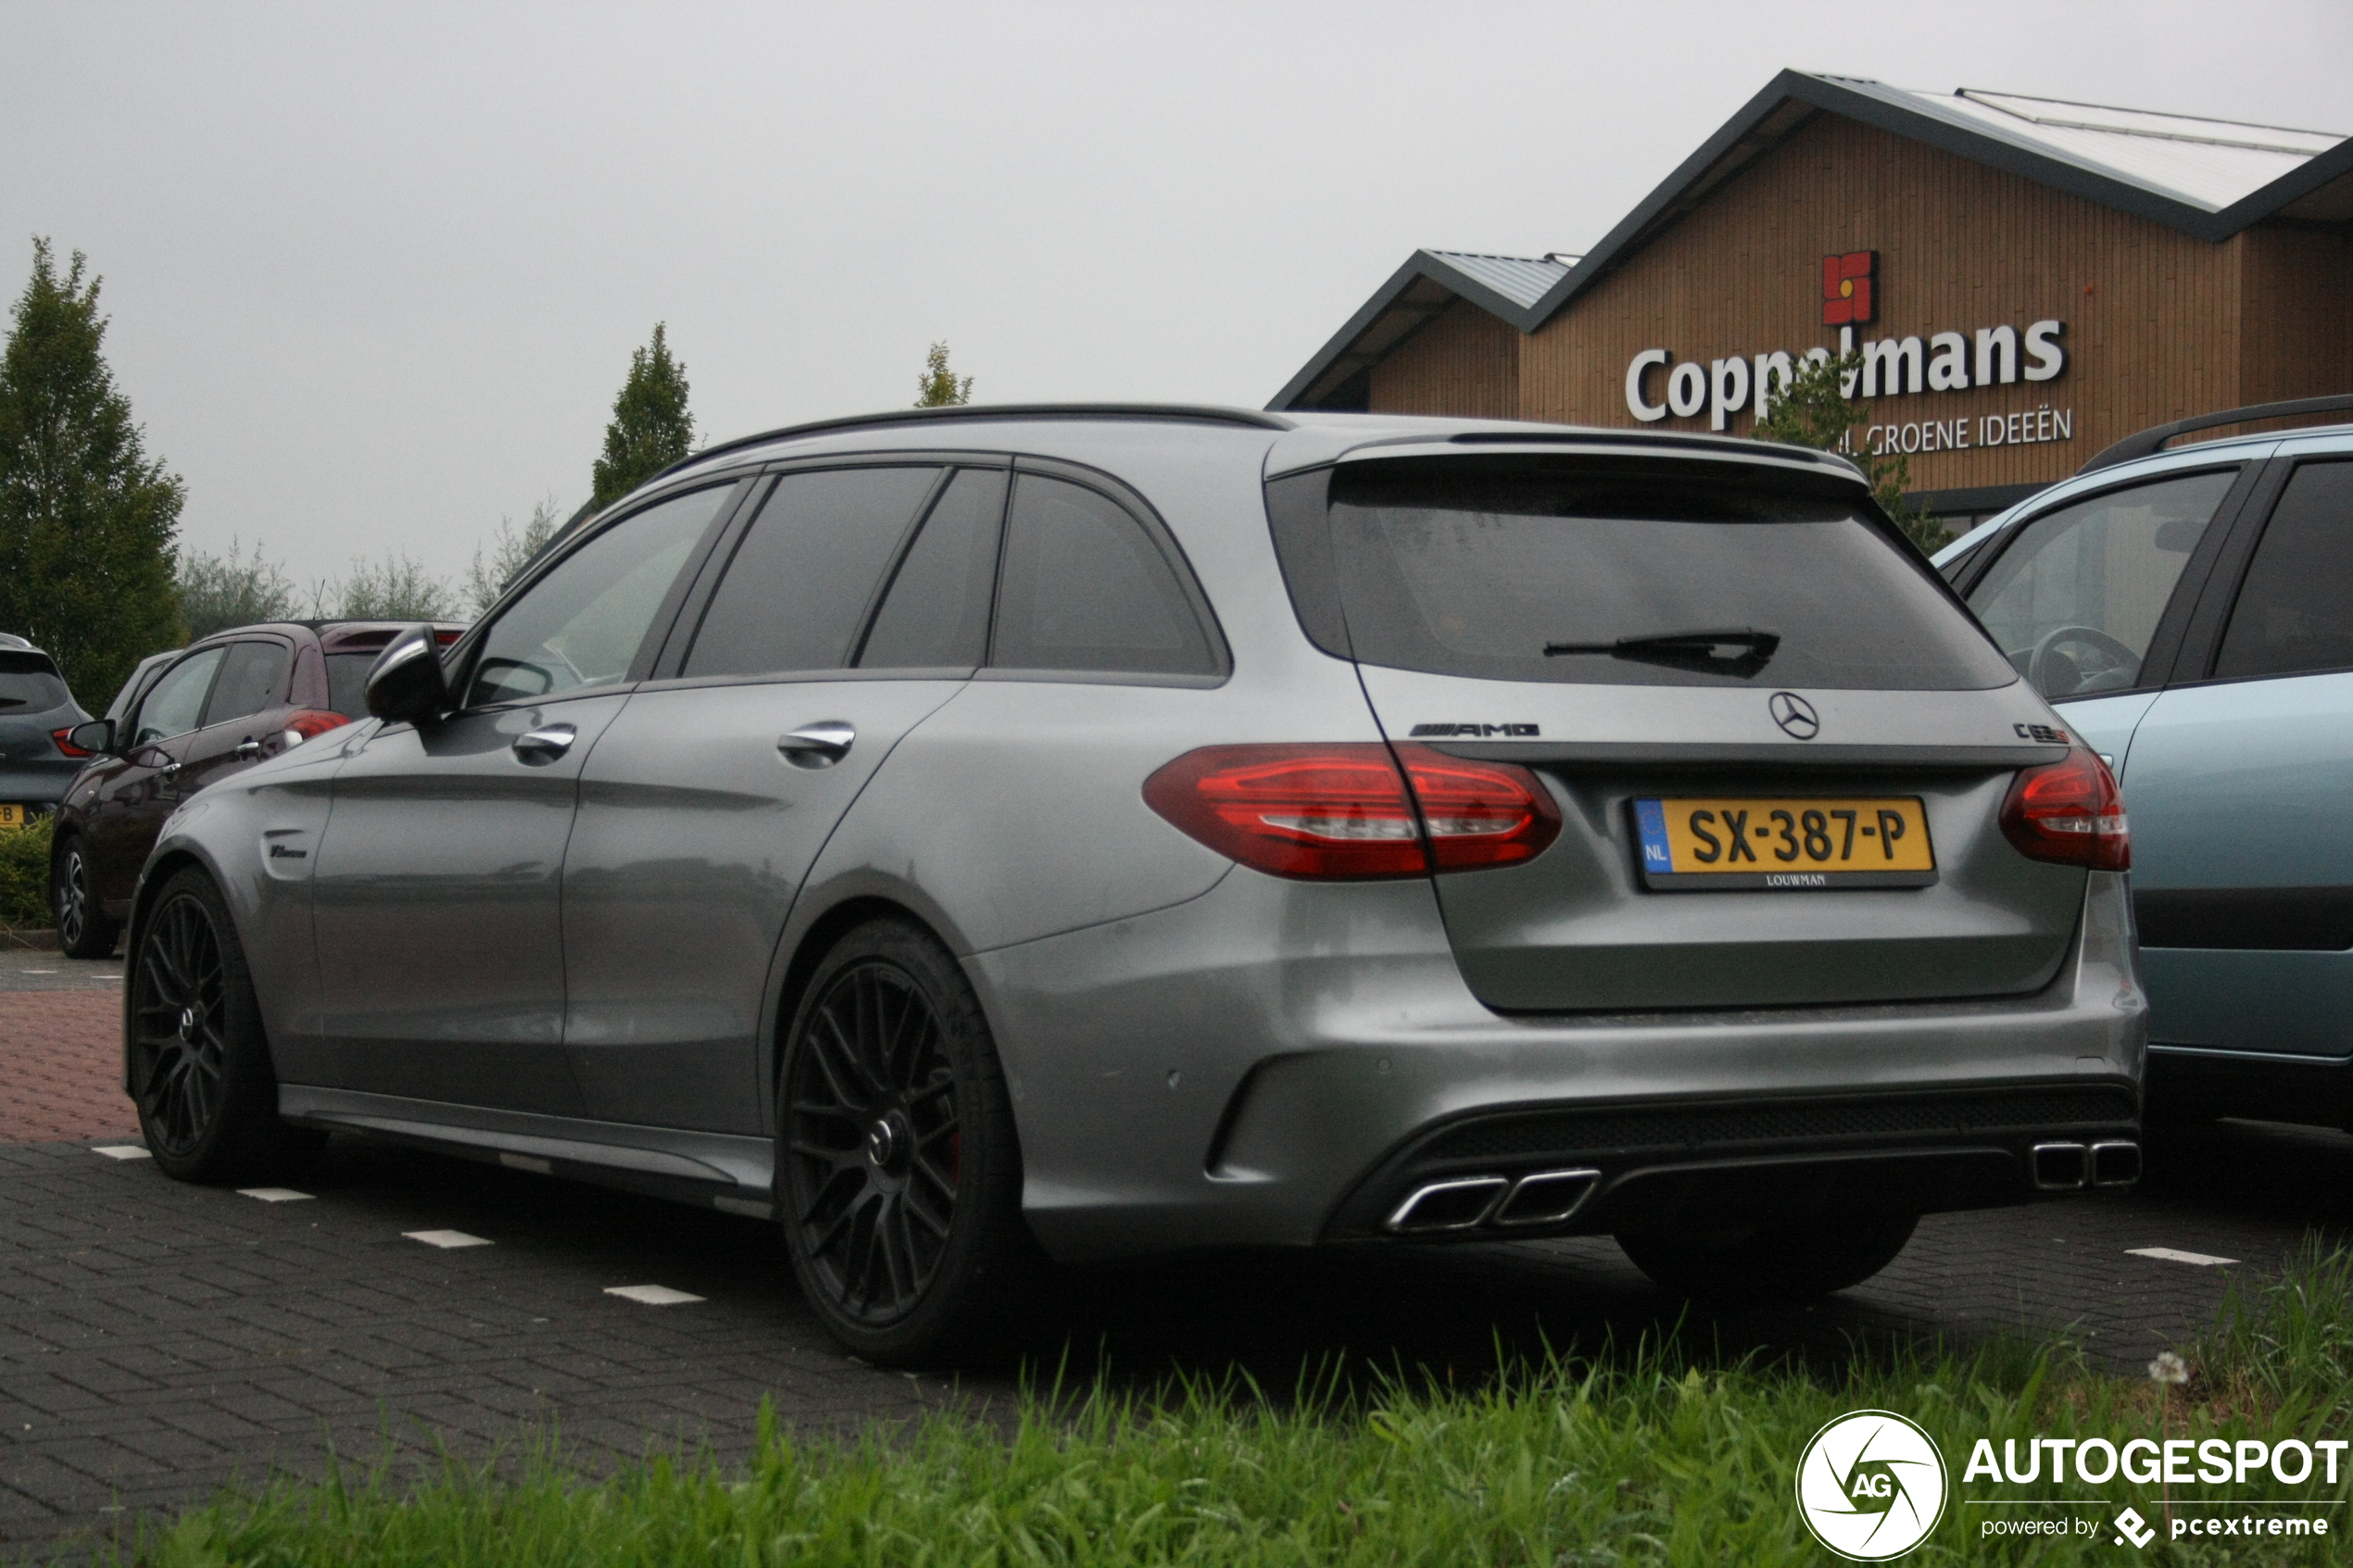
[0,816,51,930]
[58,1245,2353,1567]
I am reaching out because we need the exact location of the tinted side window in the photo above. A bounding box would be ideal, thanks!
[134,649,226,746]
[991,476,1215,676]
[2214,461,2353,682]
[858,469,1006,669]
[1968,469,2238,699]
[203,641,292,727]
[684,468,939,679]
[468,485,732,707]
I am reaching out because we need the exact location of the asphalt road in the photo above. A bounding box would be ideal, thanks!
[2,946,2347,1554]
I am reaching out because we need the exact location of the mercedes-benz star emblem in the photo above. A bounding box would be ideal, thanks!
[1769,692,1820,740]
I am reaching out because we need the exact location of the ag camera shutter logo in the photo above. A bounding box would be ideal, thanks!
[1795,1410,1948,1560]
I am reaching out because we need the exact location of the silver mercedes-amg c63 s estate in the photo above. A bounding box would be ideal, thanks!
[122,406,2145,1361]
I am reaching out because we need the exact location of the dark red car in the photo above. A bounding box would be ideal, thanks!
[48,621,463,958]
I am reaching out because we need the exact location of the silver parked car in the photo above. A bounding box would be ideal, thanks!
[124,407,2145,1361]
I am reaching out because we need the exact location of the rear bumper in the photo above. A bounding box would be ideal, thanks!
[970,866,2146,1261]
[1323,1085,2140,1241]
[0,763,75,808]
[2145,1043,2353,1129]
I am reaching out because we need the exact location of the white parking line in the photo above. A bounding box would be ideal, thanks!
[2128,1246,2238,1267]
[237,1187,314,1203]
[604,1284,704,1306]
[404,1229,492,1249]
[90,1146,151,1161]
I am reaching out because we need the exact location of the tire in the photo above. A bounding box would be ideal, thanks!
[52,835,120,960]
[775,918,1039,1364]
[127,867,323,1184]
[1617,1214,1919,1303]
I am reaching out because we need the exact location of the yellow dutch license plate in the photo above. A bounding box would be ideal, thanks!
[1632,797,1936,890]
[0,804,21,827]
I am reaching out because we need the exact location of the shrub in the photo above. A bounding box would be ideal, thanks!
[0,814,53,929]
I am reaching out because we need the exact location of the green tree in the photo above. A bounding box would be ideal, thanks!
[914,341,973,408]
[463,495,564,617]
[1752,350,1947,555]
[590,323,694,508]
[321,553,455,621]
[0,239,184,704]
[177,536,300,639]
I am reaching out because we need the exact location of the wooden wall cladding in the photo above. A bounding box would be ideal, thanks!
[1368,110,2349,493]
[1368,299,1521,420]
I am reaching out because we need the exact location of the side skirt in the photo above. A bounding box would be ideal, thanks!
[278,1085,777,1218]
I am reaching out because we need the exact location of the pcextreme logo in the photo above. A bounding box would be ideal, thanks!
[1795,1411,1949,1561]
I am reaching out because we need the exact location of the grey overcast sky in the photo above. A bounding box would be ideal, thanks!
[4,1,2347,591]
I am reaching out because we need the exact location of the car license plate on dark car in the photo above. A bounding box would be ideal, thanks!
[1633,797,1937,889]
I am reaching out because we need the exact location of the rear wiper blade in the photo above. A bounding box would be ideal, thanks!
[1542,627,1780,678]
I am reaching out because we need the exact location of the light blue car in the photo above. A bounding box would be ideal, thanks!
[1937,395,2353,1127]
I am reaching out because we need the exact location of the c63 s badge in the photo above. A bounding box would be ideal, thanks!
[1407,723,1540,737]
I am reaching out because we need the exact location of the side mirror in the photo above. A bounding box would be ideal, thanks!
[364,625,452,723]
[67,719,117,757]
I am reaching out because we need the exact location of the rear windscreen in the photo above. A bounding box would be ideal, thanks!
[0,653,69,713]
[1303,457,2018,691]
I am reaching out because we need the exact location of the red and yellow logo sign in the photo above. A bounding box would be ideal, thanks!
[1821,251,1878,326]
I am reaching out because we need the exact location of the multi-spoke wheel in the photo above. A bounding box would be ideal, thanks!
[128,868,320,1183]
[52,835,120,960]
[778,919,1034,1363]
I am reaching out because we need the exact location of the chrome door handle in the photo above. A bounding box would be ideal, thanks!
[512,723,577,763]
[158,761,182,777]
[234,739,263,760]
[778,721,855,769]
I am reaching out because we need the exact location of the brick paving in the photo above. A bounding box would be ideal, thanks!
[2,948,2349,1555]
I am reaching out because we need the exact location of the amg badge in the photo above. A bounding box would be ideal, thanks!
[1407,723,1541,738]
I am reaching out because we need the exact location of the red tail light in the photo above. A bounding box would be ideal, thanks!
[52,726,93,759]
[2000,746,2129,872]
[1142,743,1560,881]
[281,709,354,747]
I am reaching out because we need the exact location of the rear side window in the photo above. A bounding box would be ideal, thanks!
[0,653,69,714]
[202,641,292,727]
[685,467,939,678]
[2214,461,2353,682]
[1305,456,2016,690]
[859,468,1006,669]
[990,475,1218,677]
[134,648,226,745]
[1968,470,2237,698]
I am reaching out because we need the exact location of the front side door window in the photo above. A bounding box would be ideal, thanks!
[466,484,735,708]
[132,648,226,748]
[1967,470,2240,700]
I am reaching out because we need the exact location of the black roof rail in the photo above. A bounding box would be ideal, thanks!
[644,403,1297,490]
[2080,393,2353,474]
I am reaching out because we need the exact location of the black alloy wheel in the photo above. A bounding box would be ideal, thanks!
[128,867,318,1182]
[778,919,1034,1363]
[53,836,119,960]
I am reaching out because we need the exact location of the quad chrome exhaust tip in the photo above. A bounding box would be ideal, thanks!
[2032,1139,2142,1191]
[1385,1168,1602,1235]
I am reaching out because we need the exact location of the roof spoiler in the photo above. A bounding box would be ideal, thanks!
[2079,393,2353,473]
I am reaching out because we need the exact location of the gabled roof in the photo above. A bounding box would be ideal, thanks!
[1272,69,2352,410]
